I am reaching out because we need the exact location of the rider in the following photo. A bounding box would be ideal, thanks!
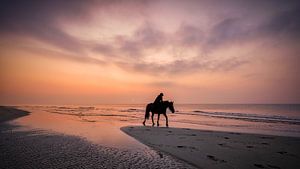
[154,93,164,107]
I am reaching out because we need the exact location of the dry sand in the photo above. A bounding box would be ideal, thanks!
[122,126,300,169]
[0,106,196,169]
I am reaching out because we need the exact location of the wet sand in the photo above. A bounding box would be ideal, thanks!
[122,126,300,169]
[0,107,196,169]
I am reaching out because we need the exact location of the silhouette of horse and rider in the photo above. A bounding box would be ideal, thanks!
[143,93,175,127]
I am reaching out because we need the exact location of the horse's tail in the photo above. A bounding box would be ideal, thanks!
[145,103,151,119]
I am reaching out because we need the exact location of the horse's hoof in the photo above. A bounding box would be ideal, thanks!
[157,124,159,127]
[142,122,145,126]
[152,123,155,126]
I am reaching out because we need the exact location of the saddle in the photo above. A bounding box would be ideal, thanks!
[152,102,162,111]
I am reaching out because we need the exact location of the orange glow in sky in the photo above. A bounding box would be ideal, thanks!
[0,0,299,104]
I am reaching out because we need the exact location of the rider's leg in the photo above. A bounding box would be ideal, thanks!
[151,113,155,126]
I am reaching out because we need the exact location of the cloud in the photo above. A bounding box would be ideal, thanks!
[93,22,167,61]
[116,22,167,59]
[1,0,299,76]
[205,18,249,50]
[174,24,204,47]
[259,5,300,38]
[83,20,251,75]
[93,43,117,58]
[0,0,99,54]
[205,4,300,49]
[146,81,176,87]
[22,45,106,65]
[116,55,248,76]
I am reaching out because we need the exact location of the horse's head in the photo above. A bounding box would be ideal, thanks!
[168,101,175,113]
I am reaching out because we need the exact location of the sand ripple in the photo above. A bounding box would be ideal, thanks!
[0,124,196,169]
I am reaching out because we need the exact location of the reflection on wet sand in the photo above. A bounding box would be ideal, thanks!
[1,106,196,169]
[12,106,145,149]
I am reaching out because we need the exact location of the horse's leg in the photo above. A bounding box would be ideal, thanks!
[151,113,155,126]
[164,113,168,127]
[157,114,160,127]
[143,110,147,126]
[143,118,146,126]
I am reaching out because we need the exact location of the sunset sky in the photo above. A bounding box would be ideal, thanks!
[0,0,299,105]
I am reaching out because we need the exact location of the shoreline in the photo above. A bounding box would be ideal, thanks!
[0,106,196,169]
[2,106,300,168]
[122,126,300,169]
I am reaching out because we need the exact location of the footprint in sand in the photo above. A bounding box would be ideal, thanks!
[261,142,269,145]
[224,137,229,139]
[246,145,254,148]
[177,145,186,148]
[277,151,297,157]
[176,145,197,151]
[207,155,227,163]
[207,155,218,161]
[254,164,265,168]
[218,143,229,148]
[260,136,274,140]
[277,151,287,155]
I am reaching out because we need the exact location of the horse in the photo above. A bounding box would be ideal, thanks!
[143,101,175,127]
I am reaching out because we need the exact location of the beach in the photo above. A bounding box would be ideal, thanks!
[0,106,196,169]
[1,105,300,169]
[122,126,300,169]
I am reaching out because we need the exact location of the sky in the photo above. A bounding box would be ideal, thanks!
[0,0,299,105]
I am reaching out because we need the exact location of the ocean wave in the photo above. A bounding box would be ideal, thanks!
[119,108,144,112]
[189,110,300,125]
[49,111,140,119]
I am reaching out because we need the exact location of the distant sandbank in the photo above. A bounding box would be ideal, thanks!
[0,106,30,123]
[122,126,300,169]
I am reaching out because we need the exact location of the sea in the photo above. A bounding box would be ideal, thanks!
[17,104,300,138]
